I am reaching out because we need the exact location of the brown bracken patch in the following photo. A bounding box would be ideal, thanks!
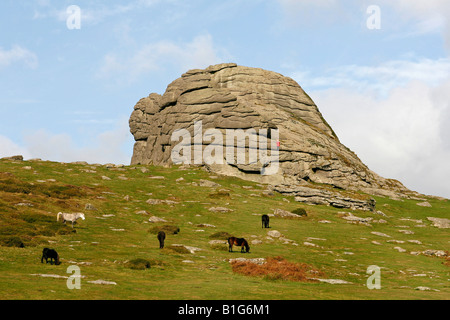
[230,256,325,282]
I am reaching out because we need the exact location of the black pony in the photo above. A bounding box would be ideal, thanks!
[228,237,250,253]
[157,231,166,249]
[41,248,61,265]
[261,214,270,228]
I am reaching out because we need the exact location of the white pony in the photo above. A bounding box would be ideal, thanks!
[57,212,85,228]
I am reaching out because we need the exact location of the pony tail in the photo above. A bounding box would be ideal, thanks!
[57,212,61,221]
[55,253,60,265]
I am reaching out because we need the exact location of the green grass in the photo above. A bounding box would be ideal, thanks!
[0,158,448,300]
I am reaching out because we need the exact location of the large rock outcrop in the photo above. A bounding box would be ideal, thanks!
[129,63,417,210]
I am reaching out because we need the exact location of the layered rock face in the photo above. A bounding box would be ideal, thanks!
[129,63,414,210]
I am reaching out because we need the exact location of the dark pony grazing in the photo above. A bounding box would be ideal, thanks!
[228,237,250,253]
[157,231,166,249]
[262,214,270,228]
[41,248,61,265]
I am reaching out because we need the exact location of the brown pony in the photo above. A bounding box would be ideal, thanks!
[228,237,250,253]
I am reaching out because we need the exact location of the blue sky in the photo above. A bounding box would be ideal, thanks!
[1,0,450,198]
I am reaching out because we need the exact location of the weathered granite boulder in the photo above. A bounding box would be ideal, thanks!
[129,63,417,210]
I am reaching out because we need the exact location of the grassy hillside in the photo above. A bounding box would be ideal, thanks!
[0,158,448,300]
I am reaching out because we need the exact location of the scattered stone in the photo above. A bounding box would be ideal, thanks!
[394,247,407,253]
[375,210,387,217]
[313,278,352,285]
[196,223,216,228]
[87,280,117,286]
[209,240,227,245]
[229,258,266,265]
[407,240,422,245]
[148,216,167,223]
[303,242,319,247]
[198,179,221,187]
[421,250,447,258]
[148,175,165,180]
[415,286,439,292]
[182,260,195,264]
[171,244,202,254]
[208,207,233,213]
[146,198,178,205]
[267,230,282,238]
[400,218,423,224]
[371,232,391,238]
[398,230,414,235]
[30,274,68,279]
[101,176,111,180]
[318,220,332,224]
[136,210,149,215]
[2,155,23,161]
[273,208,302,219]
[387,240,405,244]
[416,201,432,207]
[85,203,96,210]
[306,237,327,242]
[15,202,33,207]
[341,212,373,225]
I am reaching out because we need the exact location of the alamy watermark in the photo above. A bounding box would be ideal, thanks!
[366,5,381,30]
[66,5,81,30]
[66,265,81,289]
[366,265,381,289]
[171,121,280,176]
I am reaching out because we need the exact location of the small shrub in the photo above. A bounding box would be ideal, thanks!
[166,245,190,254]
[208,190,230,199]
[0,236,25,248]
[210,243,228,251]
[148,225,180,235]
[209,231,232,240]
[126,258,151,270]
[291,208,307,217]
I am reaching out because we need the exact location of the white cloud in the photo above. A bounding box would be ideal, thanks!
[97,34,228,83]
[311,79,450,199]
[0,45,38,70]
[0,136,32,159]
[1,118,132,165]
[33,0,164,25]
[293,57,450,96]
